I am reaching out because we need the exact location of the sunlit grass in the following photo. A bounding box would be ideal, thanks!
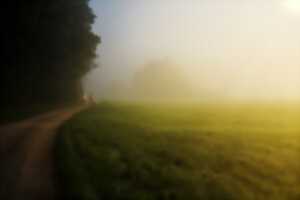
[55,102,300,200]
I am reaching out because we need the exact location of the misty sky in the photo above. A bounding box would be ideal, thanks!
[86,0,300,101]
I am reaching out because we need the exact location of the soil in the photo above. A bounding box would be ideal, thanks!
[0,107,83,200]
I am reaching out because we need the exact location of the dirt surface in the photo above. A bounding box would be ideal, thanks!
[0,107,83,200]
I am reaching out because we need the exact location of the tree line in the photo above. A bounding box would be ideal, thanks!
[0,0,100,108]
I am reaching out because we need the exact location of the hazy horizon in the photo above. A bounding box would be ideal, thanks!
[85,0,300,102]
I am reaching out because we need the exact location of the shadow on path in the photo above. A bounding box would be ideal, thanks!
[0,106,84,200]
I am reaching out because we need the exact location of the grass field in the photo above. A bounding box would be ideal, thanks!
[55,102,300,200]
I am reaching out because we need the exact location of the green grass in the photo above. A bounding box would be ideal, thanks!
[55,102,300,200]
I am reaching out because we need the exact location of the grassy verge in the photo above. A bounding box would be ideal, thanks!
[55,102,300,200]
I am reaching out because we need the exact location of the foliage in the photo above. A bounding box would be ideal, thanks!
[0,0,100,106]
[132,60,192,101]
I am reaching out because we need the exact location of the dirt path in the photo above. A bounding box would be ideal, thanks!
[0,107,83,200]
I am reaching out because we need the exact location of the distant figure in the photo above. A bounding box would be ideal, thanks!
[88,94,96,105]
[82,94,89,105]
[82,94,96,106]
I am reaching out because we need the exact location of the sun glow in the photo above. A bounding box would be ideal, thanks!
[88,1,300,101]
[284,0,300,14]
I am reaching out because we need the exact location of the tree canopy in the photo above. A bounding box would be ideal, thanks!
[132,60,192,101]
[1,0,100,107]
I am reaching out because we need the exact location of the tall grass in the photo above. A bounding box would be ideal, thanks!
[55,102,300,200]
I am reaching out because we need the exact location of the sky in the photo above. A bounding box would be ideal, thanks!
[86,0,300,101]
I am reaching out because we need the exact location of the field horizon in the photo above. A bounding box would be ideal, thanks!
[55,102,300,200]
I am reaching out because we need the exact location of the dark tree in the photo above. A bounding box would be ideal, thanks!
[132,60,192,101]
[0,0,100,107]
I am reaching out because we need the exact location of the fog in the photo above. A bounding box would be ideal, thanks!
[85,0,300,102]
